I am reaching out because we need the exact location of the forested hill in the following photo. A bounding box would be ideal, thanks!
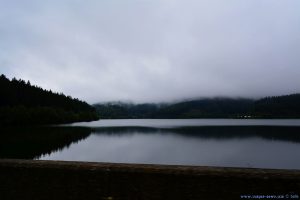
[152,98,254,118]
[253,94,300,118]
[94,99,254,119]
[0,74,99,126]
[94,94,300,119]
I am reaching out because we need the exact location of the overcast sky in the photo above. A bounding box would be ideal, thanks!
[1,0,300,103]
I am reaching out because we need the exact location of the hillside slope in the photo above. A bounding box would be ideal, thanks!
[94,94,300,119]
[0,74,99,126]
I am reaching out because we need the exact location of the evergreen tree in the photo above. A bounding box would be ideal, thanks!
[0,74,99,126]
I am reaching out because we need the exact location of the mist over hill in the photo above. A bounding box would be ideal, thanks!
[94,94,300,119]
[1,73,299,125]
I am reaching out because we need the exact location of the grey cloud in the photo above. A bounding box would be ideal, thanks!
[0,0,300,103]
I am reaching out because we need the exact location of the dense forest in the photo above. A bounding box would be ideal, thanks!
[94,94,300,119]
[0,74,99,126]
[93,102,161,119]
[253,94,300,118]
[152,98,254,118]
[1,73,299,123]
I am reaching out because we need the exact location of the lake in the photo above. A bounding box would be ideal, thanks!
[1,119,300,169]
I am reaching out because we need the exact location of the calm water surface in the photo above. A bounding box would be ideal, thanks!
[2,119,300,169]
[66,118,300,128]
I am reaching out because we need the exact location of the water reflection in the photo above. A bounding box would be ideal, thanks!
[38,126,300,169]
[0,127,91,159]
[2,125,300,169]
[91,126,300,143]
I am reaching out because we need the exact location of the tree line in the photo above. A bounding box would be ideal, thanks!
[0,74,99,126]
[94,94,300,119]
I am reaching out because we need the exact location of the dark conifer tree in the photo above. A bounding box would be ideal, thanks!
[0,74,99,126]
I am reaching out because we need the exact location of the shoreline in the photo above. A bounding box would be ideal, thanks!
[1,159,299,199]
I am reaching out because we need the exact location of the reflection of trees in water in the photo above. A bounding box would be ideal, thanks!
[1,126,300,160]
[92,126,300,143]
[0,127,91,159]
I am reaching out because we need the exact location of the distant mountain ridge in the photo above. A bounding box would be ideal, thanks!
[254,94,300,118]
[94,94,300,119]
[0,74,99,126]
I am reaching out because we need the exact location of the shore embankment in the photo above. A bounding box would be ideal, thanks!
[0,159,299,200]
